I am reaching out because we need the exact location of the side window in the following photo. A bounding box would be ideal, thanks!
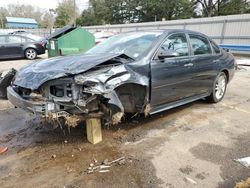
[189,34,212,55]
[26,37,35,42]
[210,41,221,54]
[7,36,22,44]
[20,36,26,43]
[0,36,6,44]
[22,37,35,43]
[161,33,189,57]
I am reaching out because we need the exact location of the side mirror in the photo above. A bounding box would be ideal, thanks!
[158,49,179,59]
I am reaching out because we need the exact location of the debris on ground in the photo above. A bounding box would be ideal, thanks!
[51,154,57,159]
[99,170,110,173]
[0,146,8,154]
[235,157,250,168]
[184,177,197,185]
[234,177,250,188]
[86,156,126,174]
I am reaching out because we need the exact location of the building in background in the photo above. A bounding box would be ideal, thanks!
[5,17,38,29]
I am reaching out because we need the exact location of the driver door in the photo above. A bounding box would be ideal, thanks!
[150,33,196,107]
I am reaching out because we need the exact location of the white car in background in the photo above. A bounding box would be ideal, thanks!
[94,31,118,44]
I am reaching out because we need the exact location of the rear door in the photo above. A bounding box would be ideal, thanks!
[5,35,23,58]
[188,34,219,94]
[150,33,197,107]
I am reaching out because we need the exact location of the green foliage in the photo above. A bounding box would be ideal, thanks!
[77,0,197,26]
[140,0,196,21]
[195,0,250,17]
[55,0,79,27]
[76,9,102,26]
[1,0,249,28]
[219,0,250,15]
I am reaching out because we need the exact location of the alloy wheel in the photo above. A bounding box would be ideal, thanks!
[26,49,37,60]
[215,74,226,100]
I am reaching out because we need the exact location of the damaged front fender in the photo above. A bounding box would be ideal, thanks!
[74,64,149,124]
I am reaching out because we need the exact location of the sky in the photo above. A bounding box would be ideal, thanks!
[0,0,89,11]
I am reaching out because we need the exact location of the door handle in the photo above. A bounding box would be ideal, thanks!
[213,59,220,63]
[184,63,193,67]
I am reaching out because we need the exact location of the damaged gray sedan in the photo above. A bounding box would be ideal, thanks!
[5,30,236,127]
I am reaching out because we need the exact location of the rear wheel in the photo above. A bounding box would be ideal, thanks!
[25,48,37,60]
[206,72,227,103]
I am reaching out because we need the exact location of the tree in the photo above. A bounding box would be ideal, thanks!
[194,0,219,16]
[77,0,249,26]
[76,9,102,26]
[55,0,79,27]
[40,11,56,28]
[0,4,53,28]
[138,0,195,22]
[0,7,9,28]
[7,4,44,24]
[77,0,196,26]
[195,0,250,17]
[218,0,250,15]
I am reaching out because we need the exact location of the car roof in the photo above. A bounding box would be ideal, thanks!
[0,34,37,42]
[124,29,208,38]
[0,34,28,38]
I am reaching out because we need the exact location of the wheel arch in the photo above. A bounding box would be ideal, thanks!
[221,69,229,82]
[114,83,148,113]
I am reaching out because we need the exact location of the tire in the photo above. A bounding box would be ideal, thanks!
[206,72,227,103]
[25,48,37,60]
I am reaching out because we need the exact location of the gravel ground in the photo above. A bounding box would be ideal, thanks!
[0,56,249,188]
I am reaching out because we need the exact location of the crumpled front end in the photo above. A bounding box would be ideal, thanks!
[7,64,149,126]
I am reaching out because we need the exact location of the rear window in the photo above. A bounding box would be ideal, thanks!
[189,34,212,55]
[23,37,35,42]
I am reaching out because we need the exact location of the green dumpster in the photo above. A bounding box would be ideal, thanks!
[47,25,95,58]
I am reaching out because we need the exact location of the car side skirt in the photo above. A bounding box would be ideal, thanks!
[150,93,210,115]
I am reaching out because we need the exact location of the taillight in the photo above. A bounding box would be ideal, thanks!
[36,42,45,47]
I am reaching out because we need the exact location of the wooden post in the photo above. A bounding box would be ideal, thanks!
[86,118,102,144]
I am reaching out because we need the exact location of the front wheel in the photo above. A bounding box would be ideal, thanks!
[206,72,227,103]
[25,48,37,60]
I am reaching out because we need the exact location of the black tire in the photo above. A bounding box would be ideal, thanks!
[206,72,227,103]
[25,48,37,60]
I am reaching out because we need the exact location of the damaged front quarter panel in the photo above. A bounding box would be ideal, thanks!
[74,64,149,124]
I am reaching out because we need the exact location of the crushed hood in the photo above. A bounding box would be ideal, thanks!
[13,53,130,90]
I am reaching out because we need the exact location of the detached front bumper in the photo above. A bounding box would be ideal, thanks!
[7,86,49,115]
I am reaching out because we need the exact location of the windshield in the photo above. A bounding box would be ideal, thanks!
[86,32,162,59]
